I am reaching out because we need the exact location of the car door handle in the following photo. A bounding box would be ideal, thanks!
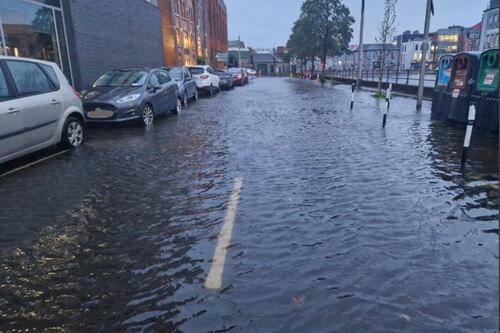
[7,108,20,114]
[51,99,61,105]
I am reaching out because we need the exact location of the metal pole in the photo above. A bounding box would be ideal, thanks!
[238,35,241,68]
[356,0,365,89]
[417,0,432,109]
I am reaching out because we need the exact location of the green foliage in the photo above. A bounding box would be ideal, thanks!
[289,0,354,69]
[197,56,208,65]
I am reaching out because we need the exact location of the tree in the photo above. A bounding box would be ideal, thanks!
[375,0,398,94]
[287,15,318,74]
[300,0,354,82]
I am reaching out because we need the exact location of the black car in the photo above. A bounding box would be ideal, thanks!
[81,68,181,126]
[216,70,234,90]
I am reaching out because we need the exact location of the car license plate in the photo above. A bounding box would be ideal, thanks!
[87,108,114,119]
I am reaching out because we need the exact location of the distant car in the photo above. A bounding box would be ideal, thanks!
[216,70,234,90]
[188,65,220,97]
[227,67,247,86]
[81,68,181,127]
[246,68,257,77]
[167,67,198,105]
[0,56,85,164]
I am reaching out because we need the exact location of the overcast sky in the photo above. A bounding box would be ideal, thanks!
[225,0,489,48]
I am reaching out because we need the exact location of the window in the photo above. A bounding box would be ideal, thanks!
[40,64,60,90]
[0,67,11,101]
[149,73,160,87]
[184,69,191,78]
[6,60,54,96]
[157,71,172,84]
[93,70,148,87]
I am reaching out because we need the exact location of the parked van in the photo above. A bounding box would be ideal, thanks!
[0,56,85,164]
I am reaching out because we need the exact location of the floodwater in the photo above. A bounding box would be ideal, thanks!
[0,78,498,332]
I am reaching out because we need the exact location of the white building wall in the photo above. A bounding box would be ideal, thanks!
[400,40,431,69]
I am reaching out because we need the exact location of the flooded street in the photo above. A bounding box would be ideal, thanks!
[0,77,498,332]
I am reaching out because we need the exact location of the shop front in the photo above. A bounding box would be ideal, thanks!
[0,0,73,84]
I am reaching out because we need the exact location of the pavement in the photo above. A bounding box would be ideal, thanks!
[0,77,498,332]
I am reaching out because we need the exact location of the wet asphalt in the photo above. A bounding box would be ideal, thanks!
[0,77,498,332]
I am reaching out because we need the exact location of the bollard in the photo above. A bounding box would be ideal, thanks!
[350,83,355,109]
[382,83,392,127]
[461,104,476,165]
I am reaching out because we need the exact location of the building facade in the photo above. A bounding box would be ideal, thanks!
[433,26,464,60]
[204,0,227,68]
[461,23,482,52]
[400,39,431,70]
[0,0,165,89]
[479,0,499,50]
[159,0,198,67]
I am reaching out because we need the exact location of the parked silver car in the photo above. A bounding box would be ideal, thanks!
[166,67,198,106]
[0,56,85,164]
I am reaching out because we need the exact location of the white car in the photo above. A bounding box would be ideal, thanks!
[0,56,85,164]
[187,65,220,97]
[246,68,257,77]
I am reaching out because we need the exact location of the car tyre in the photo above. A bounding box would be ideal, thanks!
[60,116,84,149]
[193,89,199,101]
[142,104,154,127]
[183,92,189,106]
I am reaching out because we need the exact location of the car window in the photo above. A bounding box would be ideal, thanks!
[149,72,160,87]
[157,71,172,84]
[169,68,183,80]
[184,69,191,79]
[0,67,11,101]
[40,64,60,90]
[6,60,54,97]
[93,70,148,87]
[188,67,205,75]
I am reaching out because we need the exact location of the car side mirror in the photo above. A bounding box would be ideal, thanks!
[149,84,161,92]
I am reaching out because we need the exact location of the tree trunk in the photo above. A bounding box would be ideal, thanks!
[321,46,327,83]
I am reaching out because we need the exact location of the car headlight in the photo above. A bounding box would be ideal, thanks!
[116,93,141,104]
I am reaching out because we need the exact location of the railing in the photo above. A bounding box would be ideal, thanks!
[313,69,438,88]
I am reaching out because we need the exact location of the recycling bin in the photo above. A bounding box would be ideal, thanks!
[431,55,454,120]
[445,52,481,123]
[471,48,499,133]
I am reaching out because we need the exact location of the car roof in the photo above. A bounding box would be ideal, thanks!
[0,55,57,67]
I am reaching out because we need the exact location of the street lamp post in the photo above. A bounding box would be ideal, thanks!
[356,0,365,89]
[417,0,432,109]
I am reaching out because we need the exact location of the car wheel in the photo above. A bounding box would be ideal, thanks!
[142,104,154,126]
[183,92,189,106]
[193,89,199,101]
[174,98,182,114]
[60,116,84,149]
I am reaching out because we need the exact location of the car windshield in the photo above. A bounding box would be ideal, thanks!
[188,67,205,75]
[169,68,183,80]
[93,70,148,87]
[227,68,241,74]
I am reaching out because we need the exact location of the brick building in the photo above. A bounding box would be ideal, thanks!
[158,0,227,68]
[203,0,227,68]
[159,0,198,67]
